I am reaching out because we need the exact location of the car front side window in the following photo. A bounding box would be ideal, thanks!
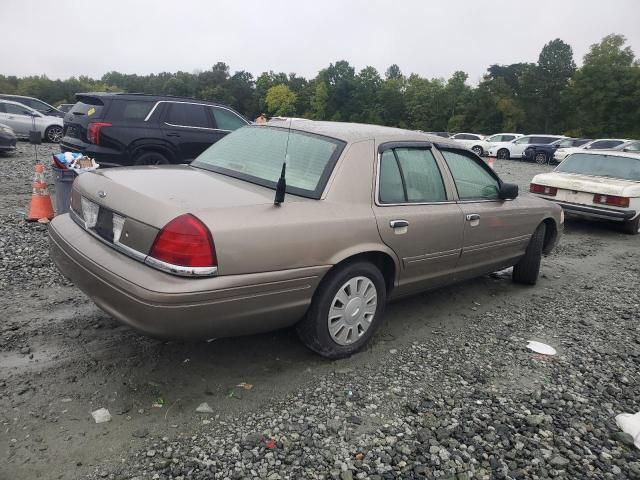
[211,107,247,131]
[441,149,500,201]
[378,148,447,204]
[4,104,32,116]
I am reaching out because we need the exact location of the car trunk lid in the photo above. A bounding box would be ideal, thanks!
[63,95,106,142]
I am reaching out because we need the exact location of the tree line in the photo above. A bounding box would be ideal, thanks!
[1,34,638,138]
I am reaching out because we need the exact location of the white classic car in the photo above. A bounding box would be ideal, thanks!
[530,150,640,234]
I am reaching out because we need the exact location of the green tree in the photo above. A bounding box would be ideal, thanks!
[265,84,297,116]
[309,81,328,119]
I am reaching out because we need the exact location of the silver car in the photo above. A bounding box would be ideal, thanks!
[0,99,64,142]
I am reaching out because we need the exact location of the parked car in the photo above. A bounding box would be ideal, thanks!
[487,135,565,160]
[49,120,562,358]
[474,133,524,156]
[57,103,75,113]
[0,94,64,118]
[0,122,17,155]
[610,140,640,153]
[60,93,249,167]
[449,133,486,156]
[0,99,64,142]
[530,150,640,234]
[553,138,629,162]
[523,138,593,165]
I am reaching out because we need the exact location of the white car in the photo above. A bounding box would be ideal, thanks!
[449,133,485,155]
[553,138,629,162]
[488,134,565,160]
[0,99,63,142]
[474,132,524,156]
[530,150,640,234]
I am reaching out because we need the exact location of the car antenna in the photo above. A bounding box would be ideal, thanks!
[274,118,292,206]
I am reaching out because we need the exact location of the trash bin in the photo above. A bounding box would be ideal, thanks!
[52,166,76,215]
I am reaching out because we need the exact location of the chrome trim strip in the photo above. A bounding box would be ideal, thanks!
[144,256,218,277]
[164,121,230,132]
[144,100,248,127]
[71,207,218,277]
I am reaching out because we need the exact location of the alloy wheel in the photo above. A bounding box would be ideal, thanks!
[327,276,377,346]
[47,126,63,143]
[535,153,548,165]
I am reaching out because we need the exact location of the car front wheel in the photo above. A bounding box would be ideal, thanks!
[497,149,510,160]
[512,223,546,285]
[297,261,386,359]
[45,125,63,143]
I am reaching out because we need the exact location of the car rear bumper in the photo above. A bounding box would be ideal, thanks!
[539,198,637,222]
[49,214,328,339]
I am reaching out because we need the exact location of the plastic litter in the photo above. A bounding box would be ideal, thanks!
[195,402,214,414]
[526,341,557,356]
[152,398,164,408]
[615,412,640,450]
[52,152,99,174]
[91,408,112,423]
[236,382,254,390]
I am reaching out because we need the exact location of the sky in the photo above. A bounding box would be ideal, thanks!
[1,0,639,83]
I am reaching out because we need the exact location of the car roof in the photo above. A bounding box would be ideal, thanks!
[0,98,37,110]
[75,92,232,107]
[0,94,37,99]
[569,150,640,159]
[265,118,453,144]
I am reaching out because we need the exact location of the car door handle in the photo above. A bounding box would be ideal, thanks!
[166,133,180,137]
[390,219,409,228]
[466,214,480,221]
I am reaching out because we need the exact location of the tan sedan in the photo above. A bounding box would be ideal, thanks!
[49,120,563,358]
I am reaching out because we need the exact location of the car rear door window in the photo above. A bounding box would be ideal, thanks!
[166,103,210,129]
[502,135,515,141]
[378,148,446,203]
[108,100,154,120]
[211,107,246,131]
[441,149,500,201]
[514,137,530,145]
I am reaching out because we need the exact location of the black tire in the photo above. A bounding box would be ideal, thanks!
[134,151,169,166]
[534,152,548,165]
[623,216,640,235]
[512,223,546,285]
[297,261,386,359]
[497,148,510,160]
[472,146,483,156]
[45,125,63,143]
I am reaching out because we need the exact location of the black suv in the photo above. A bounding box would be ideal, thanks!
[60,93,249,166]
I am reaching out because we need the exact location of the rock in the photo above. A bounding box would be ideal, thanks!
[132,428,149,438]
[20,346,30,354]
[91,408,112,424]
[146,450,156,457]
[549,456,569,468]
[611,431,635,447]
[195,402,214,414]
[340,471,353,480]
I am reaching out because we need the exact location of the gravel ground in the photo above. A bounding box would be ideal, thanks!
[1,143,639,480]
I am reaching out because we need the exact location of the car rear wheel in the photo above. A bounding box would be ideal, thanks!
[45,125,63,143]
[512,223,546,285]
[497,148,510,160]
[623,215,640,235]
[535,152,548,165]
[472,146,483,156]
[134,151,169,166]
[297,261,386,359]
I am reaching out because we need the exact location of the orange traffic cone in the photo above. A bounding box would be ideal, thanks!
[27,164,55,222]
[486,157,496,170]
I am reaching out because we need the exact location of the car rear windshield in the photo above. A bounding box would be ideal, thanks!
[556,153,640,181]
[192,126,346,198]
[69,98,104,118]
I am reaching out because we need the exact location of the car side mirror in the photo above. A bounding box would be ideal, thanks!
[499,182,518,200]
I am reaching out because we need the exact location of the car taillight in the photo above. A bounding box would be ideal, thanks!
[87,122,112,145]
[593,194,630,208]
[529,183,558,196]
[149,214,217,268]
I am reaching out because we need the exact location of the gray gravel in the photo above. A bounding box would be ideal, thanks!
[1,145,639,479]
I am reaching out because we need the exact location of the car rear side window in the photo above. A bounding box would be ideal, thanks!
[441,149,500,201]
[502,135,515,141]
[69,100,104,118]
[378,148,446,203]
[108,100,154,120]
[211,107,246,131]
[166,103,210,129]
